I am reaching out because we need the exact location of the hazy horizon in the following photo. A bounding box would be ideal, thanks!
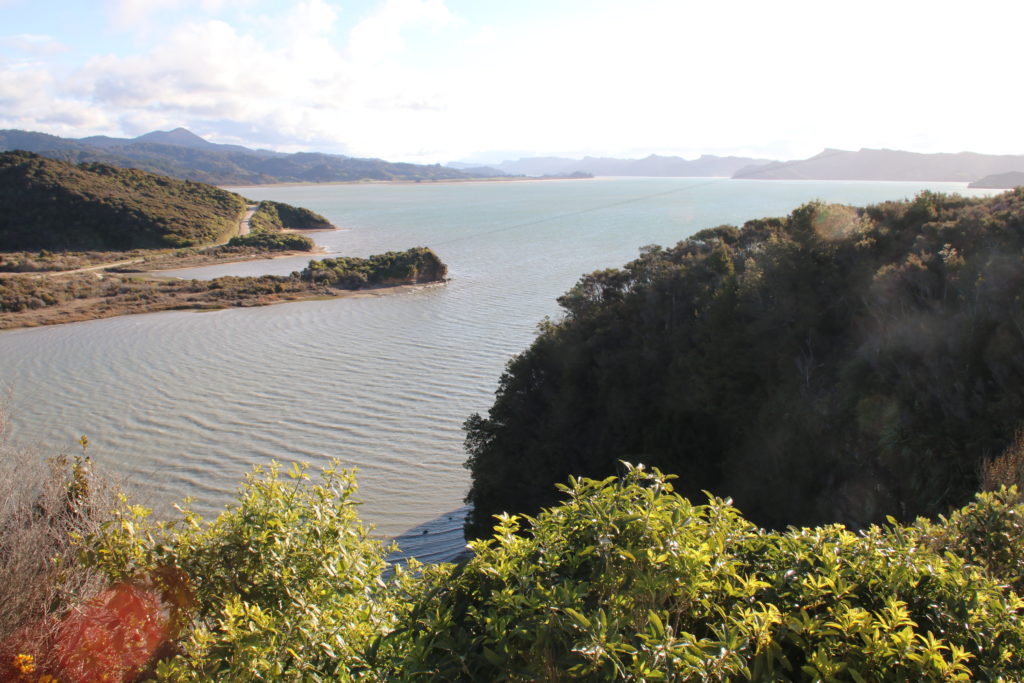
[2,0,1022,164]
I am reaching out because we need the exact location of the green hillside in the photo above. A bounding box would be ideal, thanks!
[465,189,1024,537]
[0,151,246,250]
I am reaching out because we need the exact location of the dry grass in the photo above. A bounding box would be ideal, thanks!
[982,428,1024,492]
[0,412,118,647]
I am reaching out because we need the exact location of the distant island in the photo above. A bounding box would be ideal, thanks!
[0,152,448,328]
[969,171,1024,189]
[537,171,594,180]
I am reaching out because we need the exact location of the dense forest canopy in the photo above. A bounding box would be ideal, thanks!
[465,188,1024,538]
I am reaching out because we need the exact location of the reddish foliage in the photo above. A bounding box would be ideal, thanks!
[0,568,193,683]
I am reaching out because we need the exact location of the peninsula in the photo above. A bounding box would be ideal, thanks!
[0,152,448,328]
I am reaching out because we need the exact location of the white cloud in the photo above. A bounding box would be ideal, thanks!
[0,60,110,133]
[49,2,357,148]
[4,0,1023,161]
[106,0,253,30]
[348,0,456,64]
[0,34,69,57]
[465,25,496,47]
[108,0,185,28]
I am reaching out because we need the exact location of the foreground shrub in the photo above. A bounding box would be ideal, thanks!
[918,485,1024,594]
[376,465,1024,680]
[81,462,404,681]
[14,459,1024,680]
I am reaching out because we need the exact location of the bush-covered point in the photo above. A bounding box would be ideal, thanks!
[465,189,1024,537]
[248,200,332,234]
[301,247,447,289]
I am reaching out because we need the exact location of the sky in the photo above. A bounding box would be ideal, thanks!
[1,0,1022,164]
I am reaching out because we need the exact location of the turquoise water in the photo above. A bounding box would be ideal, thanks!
[0,178,997,561]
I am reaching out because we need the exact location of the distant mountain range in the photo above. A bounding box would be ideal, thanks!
[733,148,1024,183]
[0,128,510,186]
[453,149,1024,185]
[450,154,774,178]
[2,127,1023,187]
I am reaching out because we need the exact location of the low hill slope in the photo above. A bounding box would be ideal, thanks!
[465,189,1024,537]
[0,152,334,252]
[0,151,247,250]
[970,171,1024,189]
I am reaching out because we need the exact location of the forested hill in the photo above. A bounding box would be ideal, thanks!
[0,128,509,185]
[0,151,326,251]
[464,188,1024,538]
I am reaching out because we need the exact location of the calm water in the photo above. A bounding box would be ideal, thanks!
[0,178,997,561]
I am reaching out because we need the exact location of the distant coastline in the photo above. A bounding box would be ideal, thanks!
[222,174,594,190]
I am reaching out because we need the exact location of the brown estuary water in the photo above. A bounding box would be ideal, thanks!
[0,177,998,562]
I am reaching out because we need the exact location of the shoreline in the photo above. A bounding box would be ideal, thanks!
[137,243,330,276]
[0,230,459,332]
[0,236,336,279]
[0,278,448,331]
